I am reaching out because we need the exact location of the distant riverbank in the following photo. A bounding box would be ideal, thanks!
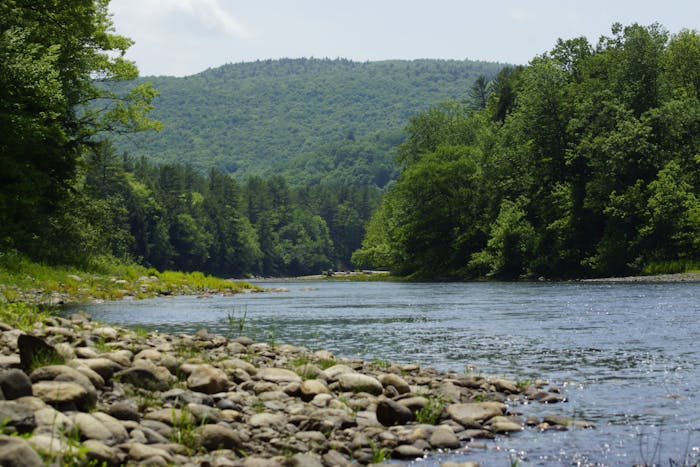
[581,272,700,282]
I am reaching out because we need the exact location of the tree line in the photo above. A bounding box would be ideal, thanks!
[2,0,381,277]
[84,145,381,276]
[353,23,700,279]
[107,58,503,186]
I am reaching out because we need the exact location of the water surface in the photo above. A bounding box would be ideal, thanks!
[67,281,700,466]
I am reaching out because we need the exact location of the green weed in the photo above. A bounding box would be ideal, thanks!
[415,396,445,425]
[369,440,390,464]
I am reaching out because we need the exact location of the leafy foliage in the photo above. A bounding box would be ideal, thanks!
[355,23,700,279]
[0,0,159,263]
[106,58,504,186]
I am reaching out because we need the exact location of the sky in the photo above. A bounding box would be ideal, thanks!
[108,0,700,77]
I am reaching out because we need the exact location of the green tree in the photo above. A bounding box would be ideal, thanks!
[0,0,159,261]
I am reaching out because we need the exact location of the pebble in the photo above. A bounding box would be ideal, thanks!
[0,313,587,466]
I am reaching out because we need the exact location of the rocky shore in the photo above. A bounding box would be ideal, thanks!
[0,313,593,466]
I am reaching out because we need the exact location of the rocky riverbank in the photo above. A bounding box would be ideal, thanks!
[581,272,700,283]
[0,313,593,466]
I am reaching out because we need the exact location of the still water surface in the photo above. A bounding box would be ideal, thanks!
[69,281,700,466]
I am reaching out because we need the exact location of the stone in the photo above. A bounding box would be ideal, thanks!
[107,401,140,421]
[17,335,64,372]
[187,402,221,424]
[27,433,71,455]
[161,388,213,407]
[0,369,32,399]
[29,364,97,404]
[145,408,195,426]
[322,364,355,380]
[33,406,74,435]
[139,426,170,444]
[83,439,124,466]
[72,412,114,441]
[93,326,120,340]
[68,362,105,389]
[393,443,425,459]
[429,425,461,449]
[103,350,132,367]
[446,402,505,427]
[300,379,329,401]
[115,367,168,391]
[91,412,129,443]
[249,412,287,429]
[487,416,522,433]
[242,457,284,467]
[290,452,324,467]
[0,401,36,434]
[380,373,411,394]
[543,414,570,426]
[398,396,430,412]
[0,355,21,370]
[256,367,301,383]
[140,419,173,438]
[337,373,383,395]
[0,435,43,467]
[196,424,243,450]
[187,364,229,394]
[322,450,351,466]
[490,378,519,394]
[32,380,91,411]
[79,357,124,381]
[127,442,174,464]
[376,398,413,426]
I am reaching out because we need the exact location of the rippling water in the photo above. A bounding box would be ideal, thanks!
[66,280,700,466]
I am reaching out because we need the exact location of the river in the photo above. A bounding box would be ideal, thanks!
[67,280,700,466]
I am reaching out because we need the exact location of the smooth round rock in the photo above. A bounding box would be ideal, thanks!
[187,364,229,394]
[337,373,383,395]
[32,381,91,411]
[0,369,32,400]
[380,374,411,394]
[429,425,461,449]
[196,424,242,450]
[0,435,43,467]
[0,401,36,434]
[376,399,413,426]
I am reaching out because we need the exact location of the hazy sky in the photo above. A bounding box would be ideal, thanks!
[109,0,700,77]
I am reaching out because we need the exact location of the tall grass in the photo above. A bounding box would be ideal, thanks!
[0,250,259,315]
[642,260,700,275]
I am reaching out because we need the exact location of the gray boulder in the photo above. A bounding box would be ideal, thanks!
[0,369,32,400]
[0,435,43,467]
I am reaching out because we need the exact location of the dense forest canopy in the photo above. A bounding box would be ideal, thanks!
[106,58,504,187]
[2,3,698,281]
[353,23,700,279]
[0,0,160,263]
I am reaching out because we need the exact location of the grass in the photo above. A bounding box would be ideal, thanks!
[415,396,445,425]
[226,306,248,337]
[369,440,390,464]
[642,260,700,275]
[0,302,55,331]
[170,406,200,454]
[0,251,260,332]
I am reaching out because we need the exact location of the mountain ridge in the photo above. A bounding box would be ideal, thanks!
[108,57,505,186]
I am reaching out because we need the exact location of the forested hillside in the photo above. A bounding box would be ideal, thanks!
[353,23,700,279]
[107,58,503,186]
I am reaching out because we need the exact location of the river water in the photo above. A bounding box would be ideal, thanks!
[67,280,700,466]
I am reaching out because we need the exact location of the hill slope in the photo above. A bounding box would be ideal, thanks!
[109,58,504,186]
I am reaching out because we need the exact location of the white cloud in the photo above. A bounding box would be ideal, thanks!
[111,0,251,38]
[169,0,251,37]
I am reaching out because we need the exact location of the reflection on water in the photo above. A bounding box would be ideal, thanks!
[65,280,700,466]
